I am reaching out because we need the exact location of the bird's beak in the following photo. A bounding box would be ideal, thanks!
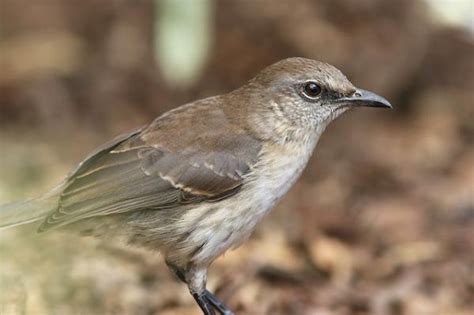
[338,89,392,109]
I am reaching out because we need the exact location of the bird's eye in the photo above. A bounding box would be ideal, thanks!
[302,82,322,99]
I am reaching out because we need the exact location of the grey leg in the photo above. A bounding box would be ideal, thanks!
[204,289,234,315]
[166,261,234,315]
[193,292,217,315]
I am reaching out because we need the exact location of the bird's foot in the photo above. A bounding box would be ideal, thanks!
[193,290,234,315]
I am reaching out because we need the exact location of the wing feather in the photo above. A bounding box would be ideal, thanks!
[38,126,261,232]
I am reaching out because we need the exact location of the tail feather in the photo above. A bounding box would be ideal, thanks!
[0,195,59,229]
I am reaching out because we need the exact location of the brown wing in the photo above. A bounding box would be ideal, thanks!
[38,104,261,232]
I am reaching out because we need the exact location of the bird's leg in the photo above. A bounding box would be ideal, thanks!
[193,292,216,315]
[165,261,234,315]
[203,289,234,315]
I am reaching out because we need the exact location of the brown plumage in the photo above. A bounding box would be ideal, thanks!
[39,100,263,231]
[0,57,391,315]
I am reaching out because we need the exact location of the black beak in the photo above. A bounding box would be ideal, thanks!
[338,89,392,109]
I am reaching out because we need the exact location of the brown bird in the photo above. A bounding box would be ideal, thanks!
[0,57,391,315]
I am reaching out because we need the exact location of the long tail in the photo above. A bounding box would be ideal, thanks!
[0,192,60,229]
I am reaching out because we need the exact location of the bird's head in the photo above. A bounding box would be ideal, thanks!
[240,57,391,141]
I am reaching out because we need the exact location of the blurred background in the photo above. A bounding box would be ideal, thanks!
[0,0,473,314]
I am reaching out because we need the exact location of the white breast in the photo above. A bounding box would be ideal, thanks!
[187,129,322,265]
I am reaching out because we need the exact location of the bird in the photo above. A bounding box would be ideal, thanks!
[0,57,391,315]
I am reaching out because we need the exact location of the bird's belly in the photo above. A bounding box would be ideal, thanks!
[185,148,313,265]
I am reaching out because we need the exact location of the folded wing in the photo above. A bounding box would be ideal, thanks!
[38,120,261,232]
